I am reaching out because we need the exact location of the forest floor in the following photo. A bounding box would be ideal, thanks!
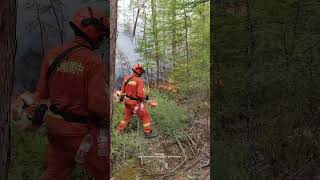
[112,96,210,180]
[9,89,210,179]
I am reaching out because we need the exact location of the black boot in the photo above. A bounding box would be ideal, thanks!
[144,131,158,139]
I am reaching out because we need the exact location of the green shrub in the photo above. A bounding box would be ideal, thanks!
[148,90,188,139]
[213,141,248,180]
[111,90,188,168]
[10,128,94,179]
[9,128,47,180]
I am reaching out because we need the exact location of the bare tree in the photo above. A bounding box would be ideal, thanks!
[0,0,17,179]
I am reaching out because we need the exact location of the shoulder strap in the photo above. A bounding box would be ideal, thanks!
[123,75,135,93]
[46,44,89,80]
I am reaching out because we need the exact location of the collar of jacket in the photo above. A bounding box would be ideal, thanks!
[72,36,93,50]
[131,73,141,78]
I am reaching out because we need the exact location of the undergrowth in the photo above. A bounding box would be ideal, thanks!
[9,90,187,179]
[111,90,188,169]
[10,129,98,179]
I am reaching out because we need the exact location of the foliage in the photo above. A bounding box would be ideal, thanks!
[124,0,210,106]
[111,90,188,170]
[212,0,320,178]
[9,128,98,179]
[213,141,247,180]
[148,90,188,139]
[9,128,47,180]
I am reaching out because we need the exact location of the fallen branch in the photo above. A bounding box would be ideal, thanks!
[175,135,188,159]
[184,133,196,158]
[184,158,201,171]
[162,159,187,179]
[159,135,189,178]
[182,129,199,152]
[137,167,166,176]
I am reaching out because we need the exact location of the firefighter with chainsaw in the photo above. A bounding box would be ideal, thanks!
[117,64,157,138]
[14,7,110,180]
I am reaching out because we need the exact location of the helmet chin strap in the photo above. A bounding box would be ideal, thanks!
[133,70,142,77]
[69,22,96,49]
[81,34,97,49]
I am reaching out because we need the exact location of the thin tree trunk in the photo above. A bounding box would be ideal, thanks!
[0,0,17,179]
[58,0,65,30]
[132,8,140,39]
[151,0,160,87]
[183,1,190,77]
[49,0,63,44]
[171,0,177,68]
[142,6,150,91]
[35,0,45,56]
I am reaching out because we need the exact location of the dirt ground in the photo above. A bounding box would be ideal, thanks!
[112,114,210,180]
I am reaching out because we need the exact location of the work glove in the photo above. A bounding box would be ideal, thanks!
[31,104,48,126]
[119,95,124,102]
[15,104,47,131]
[133,104,139,114]
[139,102,144,113]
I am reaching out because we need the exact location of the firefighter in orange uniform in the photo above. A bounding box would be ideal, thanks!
[117,64,157,138]
[35,7,110,180]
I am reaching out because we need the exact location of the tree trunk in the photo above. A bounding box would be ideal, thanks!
[151,0,160,87]
[245,0,257,179]
[171,0,177,68]
[49,0,64,44]
[105,0,117,178]
[142,6,150,91]
[0,0,17,179]
[132,8,140,39]
[35,0,45,56]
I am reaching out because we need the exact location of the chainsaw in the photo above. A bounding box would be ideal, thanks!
[11,92,49,131]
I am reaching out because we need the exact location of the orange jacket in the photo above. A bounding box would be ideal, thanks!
[121,74,145,101]
[36,37,109,120]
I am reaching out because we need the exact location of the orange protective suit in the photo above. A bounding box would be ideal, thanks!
[117,74,152,134]
[36,37,109,180]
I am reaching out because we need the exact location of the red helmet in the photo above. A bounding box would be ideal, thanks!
[70,7,109,48]
[132,64,145,76]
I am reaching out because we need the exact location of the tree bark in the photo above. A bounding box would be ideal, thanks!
[151,0,160,87]
[183,1,190,78]
[108,0,117,177]
[0,0,17,179]
[49,0,64,44]
[171,0,177,68]
[245,0,257,179]
[35,0,45,56]
[132,8,140,39]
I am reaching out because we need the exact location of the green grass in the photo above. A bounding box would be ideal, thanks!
[9,90,188,179]
[213,141,248,180]
[111,90,188,172]
[9,128,95,179]
[9,128,47,180]
[148,90,188,139]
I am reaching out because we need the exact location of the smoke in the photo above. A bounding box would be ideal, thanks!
[14,0,108,94]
